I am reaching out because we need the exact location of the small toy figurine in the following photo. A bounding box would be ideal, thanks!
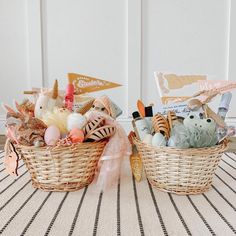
[35,80,63,119]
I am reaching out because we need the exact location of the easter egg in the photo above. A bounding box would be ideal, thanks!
[143,134,153,144]
[152,133,166,147]
[44,125,60,146]
[67,113,87,131]
[69,128,84,143]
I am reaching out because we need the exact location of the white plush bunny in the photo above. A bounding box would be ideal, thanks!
[34,80,63,119]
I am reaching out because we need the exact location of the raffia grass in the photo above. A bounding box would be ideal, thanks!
[16,141,107,192]
[134,138,228,195]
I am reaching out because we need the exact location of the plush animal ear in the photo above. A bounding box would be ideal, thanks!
[40,88,47,95]
[1,103,16,114]
[14,100,24,114]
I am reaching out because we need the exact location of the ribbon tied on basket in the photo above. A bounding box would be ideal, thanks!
[187,96,226,128]
[85,110,132,191]
[170,89,226,128]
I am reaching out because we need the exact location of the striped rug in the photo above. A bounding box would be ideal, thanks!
[0,150,236,236]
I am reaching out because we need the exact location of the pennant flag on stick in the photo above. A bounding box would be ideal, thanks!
[68,73,122,95]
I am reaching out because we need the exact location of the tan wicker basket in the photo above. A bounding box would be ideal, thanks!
[133,138,228,195]
[16,141,107,192]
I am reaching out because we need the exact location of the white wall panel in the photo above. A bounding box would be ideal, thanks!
[0,0,235,134]
[228,0,236,118]
[42,0,129,116]
[142,0,231,113]
[0,0,30,133]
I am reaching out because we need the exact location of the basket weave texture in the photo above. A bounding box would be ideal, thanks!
[16,141,106,192]
[133,138,228,195]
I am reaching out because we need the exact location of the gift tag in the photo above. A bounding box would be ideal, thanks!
[4,141,19,176]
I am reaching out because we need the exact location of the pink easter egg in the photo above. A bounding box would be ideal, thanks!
[44,125,61,146]
[69,128,84,143]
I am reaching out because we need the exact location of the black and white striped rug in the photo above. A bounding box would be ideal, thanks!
[0,150,236,236]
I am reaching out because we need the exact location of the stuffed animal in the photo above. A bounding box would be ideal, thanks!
[35,80,63,119]
[168,113,217,148]
[14,99,35,117]
[3,104,47,147]
[89,95,122,119]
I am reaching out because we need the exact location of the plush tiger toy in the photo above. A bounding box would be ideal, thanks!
[152,114,170,138]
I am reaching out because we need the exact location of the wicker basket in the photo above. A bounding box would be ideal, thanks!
[16,141,107,192]
[133,138,228,195]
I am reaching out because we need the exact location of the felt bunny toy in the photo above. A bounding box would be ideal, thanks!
[35,80,63,119]
[88,95,122,119]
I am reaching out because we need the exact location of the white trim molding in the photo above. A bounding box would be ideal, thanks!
[228,0,236,82]
[26,0,44,88]
[127,0,142,116]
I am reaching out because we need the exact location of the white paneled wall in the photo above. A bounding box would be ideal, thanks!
[228,0,236,118]
[0,0,235,134]
[0,0,29,94]
[0,0,30,133]
[142,0,231,105]
[42,0,128,114]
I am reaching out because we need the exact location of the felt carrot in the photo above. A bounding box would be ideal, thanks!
[137,100,145,118]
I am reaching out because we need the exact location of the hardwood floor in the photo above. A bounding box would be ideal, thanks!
[228,136,236,152]
[0,135,6,149]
